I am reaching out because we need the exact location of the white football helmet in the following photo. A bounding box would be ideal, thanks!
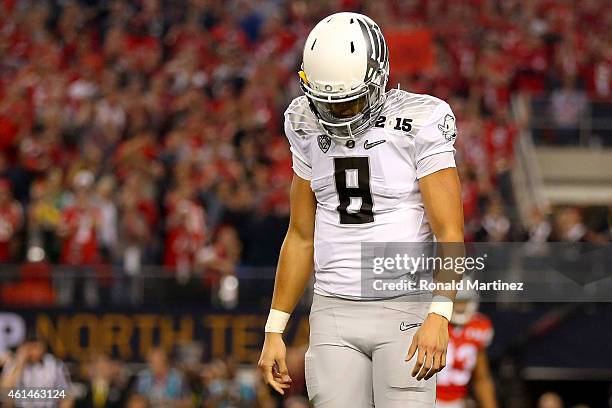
[299,12,389,141]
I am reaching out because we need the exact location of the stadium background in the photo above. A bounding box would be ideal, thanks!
[0,0,611,407]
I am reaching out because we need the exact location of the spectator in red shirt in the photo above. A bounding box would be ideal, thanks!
[58,170,102,265]
[198,224,241,284]
[485,107,517,178]
[164,184,207,281]
[118,184,153,275]
[0,179,23,262]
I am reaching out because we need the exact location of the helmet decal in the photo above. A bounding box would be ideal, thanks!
[356,17,387,82]
[298,70,308,84]
[356,18,375,81]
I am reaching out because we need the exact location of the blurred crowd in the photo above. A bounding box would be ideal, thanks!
[1,333,600,408]
[1,334,311,408]
[0,0,611,282]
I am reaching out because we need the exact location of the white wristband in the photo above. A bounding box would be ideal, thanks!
[265,309,291,333]
[428,295,453,321]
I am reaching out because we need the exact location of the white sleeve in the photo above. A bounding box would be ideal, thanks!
[284,117,312,180]
[415,102,458,179]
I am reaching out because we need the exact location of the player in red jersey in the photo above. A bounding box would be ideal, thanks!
[436,283,497,408]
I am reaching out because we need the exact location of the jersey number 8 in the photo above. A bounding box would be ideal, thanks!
[333,157,374,224]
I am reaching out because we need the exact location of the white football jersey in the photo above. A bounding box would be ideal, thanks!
[284,88,458,298]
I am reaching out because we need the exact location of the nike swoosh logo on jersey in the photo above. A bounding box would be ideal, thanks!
[364,139,386,149]
[399,322,421,331]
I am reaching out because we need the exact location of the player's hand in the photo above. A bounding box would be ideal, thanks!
[258,332,292,395]
[405,313,449,381]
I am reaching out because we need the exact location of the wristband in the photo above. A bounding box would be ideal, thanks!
[428,295,453,321]
[265,309,291,333]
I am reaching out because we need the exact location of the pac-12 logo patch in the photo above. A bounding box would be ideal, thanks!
[318,134,331,153]
[438,114,457,141]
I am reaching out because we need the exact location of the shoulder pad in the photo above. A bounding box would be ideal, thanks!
[284,96,320,139]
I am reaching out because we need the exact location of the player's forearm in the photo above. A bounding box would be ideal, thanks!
[432,235,464,303]
[265,175,315,334]
[419,168,464,309]
[270,229,314,314]
[434,228,464,243]
[473,377,498,408]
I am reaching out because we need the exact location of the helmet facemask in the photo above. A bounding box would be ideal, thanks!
[300,65,388,141]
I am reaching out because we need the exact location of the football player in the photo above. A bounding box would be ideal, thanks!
[258,12,464,407]
[436,284,497,408]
